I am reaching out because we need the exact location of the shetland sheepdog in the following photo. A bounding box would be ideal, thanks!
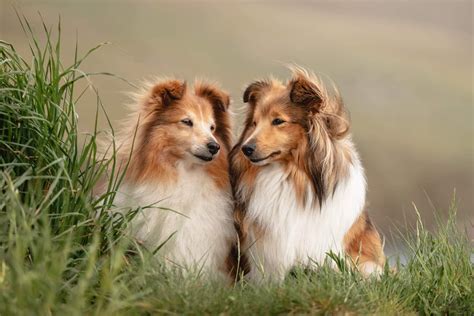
[112,79,235,280]
[229,67,385,281]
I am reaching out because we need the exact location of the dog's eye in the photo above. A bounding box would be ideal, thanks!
[272,118,285,126]
[253,121,257,127]
[181,119,193,127]
[210,125,215,131]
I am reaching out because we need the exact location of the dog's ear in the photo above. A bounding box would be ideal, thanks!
[195,82,230,112]
[323,94,350,139]
[243,80,270,105]
[289,69,349,138]
[288,74,323,113]
[150,79,186,107]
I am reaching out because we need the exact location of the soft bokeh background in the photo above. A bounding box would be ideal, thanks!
[1,0,473,249]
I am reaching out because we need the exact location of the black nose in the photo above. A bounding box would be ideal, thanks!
[207,141,220,155]
[241,143,256,157]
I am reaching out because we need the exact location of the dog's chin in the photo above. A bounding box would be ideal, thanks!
[247,151,281,166]
[249,159,271,167]
[191,153,215,164]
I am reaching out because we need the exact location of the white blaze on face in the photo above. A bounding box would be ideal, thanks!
[198,118,217,143]
[199,102,217,140]
[186,106,218,161]
[243,124,261,146]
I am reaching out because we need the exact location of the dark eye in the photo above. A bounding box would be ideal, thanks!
[253,121,257,127]
[210,125,215,131]
[272,118,285,126]
[181,119,193,127]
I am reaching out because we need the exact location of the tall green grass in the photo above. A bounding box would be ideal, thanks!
[0,18,472,315]
[0,16,138,314]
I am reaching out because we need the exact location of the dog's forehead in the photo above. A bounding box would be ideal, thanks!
[182,94,214,120]
[255,89,290,117]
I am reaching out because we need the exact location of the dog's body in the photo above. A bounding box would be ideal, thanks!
[112,79,235,280]
[230,68,385,281]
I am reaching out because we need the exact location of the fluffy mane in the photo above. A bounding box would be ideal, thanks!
[290,66,352,205]
[230,67,354,208]
[103,78,232,186]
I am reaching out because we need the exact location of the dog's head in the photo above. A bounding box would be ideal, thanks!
[239,68,349,167]
[137,79,231,166]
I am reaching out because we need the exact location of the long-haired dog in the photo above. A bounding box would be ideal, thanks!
[229,67,385,281]
[112,79,235,280]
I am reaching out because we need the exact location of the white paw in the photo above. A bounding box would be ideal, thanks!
[359,261,383,277]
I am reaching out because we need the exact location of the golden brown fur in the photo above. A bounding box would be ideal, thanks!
[228,67,384,278]
[344,210,385,270]
[231,69,351,208]
[106,78,238,281]
[114,78,232,189]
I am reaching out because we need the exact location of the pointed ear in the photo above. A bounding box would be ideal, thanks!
[150,79,186,107]
[289,74,323,113]
[195,82,230,112]
[243,80,270,104]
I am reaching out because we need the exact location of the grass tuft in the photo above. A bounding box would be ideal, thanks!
[0,15,136,315]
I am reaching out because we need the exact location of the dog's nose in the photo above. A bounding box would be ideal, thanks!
[241,143,256,157]
[207,141,220,155]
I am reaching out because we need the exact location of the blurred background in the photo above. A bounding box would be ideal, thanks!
[1,0,473,250]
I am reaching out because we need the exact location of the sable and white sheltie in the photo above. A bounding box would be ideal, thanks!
[112,79,235,280]
[229,67,385,281]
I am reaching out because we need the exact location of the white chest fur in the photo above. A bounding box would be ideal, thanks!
[245,161,366,281]
[113,164,234,277]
